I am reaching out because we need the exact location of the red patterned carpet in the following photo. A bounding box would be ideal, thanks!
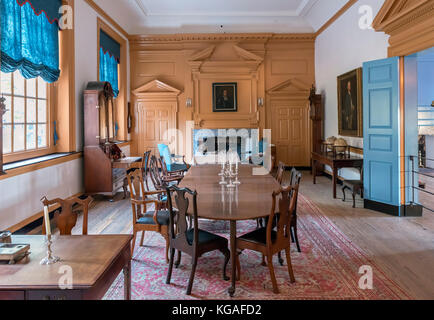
[105,194,412,300]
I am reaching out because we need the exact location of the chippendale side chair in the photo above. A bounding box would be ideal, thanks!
[289,168,302,253]
[126,169,170,262]
[165,186,230,295]
[41,195,93,235]
[236,185,298,294]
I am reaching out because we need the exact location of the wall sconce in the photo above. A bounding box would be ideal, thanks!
[258,97,264,107]
[186,98,193,108]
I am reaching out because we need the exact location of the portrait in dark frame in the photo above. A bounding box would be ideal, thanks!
[337,68,363,137]
[212,83,238,112]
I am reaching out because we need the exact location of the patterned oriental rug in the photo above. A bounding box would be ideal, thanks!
[105,194,412,300]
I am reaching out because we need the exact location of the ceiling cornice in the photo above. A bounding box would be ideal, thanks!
[128,33,316,43]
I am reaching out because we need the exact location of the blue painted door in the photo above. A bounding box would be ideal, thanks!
[363,57,401,211]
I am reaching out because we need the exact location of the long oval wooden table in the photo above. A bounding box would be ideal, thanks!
[180,164,281,297]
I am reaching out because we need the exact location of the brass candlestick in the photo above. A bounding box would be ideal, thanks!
[40,235,60,265]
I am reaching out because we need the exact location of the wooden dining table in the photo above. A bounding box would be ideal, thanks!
[180,164,281,297]
[0,235,132,300]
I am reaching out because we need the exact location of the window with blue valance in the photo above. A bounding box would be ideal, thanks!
[0,0,62,83]
[99,30,120,98]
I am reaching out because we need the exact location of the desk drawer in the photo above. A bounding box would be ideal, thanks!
[0,291,25,300]
[27,290,82,300]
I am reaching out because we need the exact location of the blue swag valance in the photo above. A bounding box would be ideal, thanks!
[0,0,62,83]
[99,30,120,97]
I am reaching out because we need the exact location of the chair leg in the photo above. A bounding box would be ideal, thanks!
[292,225,301,253]
[342,186,347,202]
[267,255,279,294]
[131,231,137,257]
[140,231,145,247]
[219,248,230,281]
[164,236,170,264]
[278,251,284,266]
[166,248,176,284]
[186,255,198,295]
[175,251,182,268]
[352,191,356,208]
[236,251,241,281]
[261,254,266,266]
[284,248,296,283]
[290,229,295,243]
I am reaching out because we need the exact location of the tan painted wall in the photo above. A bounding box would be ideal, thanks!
[129,34,315,165]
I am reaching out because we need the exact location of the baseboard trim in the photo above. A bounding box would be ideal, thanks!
[404,204,423,217]
[364,199,402,216]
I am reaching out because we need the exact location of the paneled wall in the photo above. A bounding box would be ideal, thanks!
[129,34,315,166]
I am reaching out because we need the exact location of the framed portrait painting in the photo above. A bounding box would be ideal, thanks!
[337,68,363,137]
[212,83,237,112]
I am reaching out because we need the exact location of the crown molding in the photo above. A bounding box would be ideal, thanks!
[128,33,316,43]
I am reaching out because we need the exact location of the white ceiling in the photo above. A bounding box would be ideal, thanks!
[93,0,350,35]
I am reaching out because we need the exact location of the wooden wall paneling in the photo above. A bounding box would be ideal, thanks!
[132,80,181,156]
[129,34,315,162]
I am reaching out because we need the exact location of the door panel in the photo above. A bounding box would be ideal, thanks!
[137,102,175,156]
[363,57,401,209]
[271,102,309,166]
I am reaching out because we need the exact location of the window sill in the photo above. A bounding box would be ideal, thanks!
[1,152,82,181]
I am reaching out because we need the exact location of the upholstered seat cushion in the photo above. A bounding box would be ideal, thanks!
[186,229,227,245]
[137,210,170,225]
[168,163,189,172]
[238,227,277,245]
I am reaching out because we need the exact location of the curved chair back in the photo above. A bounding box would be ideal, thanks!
[267,184,299,247]
[158,144,173,168]
[41,196,92,235]
[166,186,198,250]
[275,162,286,185]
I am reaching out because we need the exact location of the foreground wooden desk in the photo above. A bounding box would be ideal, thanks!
[180,165,281,297]
[0,235,132,300]
[311,151,363,198]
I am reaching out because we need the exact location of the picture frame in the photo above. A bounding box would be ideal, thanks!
[337,68,363,137]
[212,83,238,112]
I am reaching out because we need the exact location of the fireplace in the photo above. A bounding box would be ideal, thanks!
[193,129,260,163]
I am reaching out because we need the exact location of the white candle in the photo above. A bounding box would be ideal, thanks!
[43,205,51,236]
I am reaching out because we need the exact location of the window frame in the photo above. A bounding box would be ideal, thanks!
[1,72,55,164]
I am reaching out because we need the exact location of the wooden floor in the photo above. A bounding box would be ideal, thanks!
[33,170,434,299]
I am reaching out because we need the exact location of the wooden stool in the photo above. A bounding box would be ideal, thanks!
[342,180,364,208]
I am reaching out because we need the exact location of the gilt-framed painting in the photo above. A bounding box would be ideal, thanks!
[337,68,363,137]
[212,83,237,112]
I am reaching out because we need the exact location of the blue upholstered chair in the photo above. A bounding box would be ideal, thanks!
[157,144,190,173]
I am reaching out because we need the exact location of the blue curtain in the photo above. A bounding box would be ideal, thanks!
[99,30,120,98]
[99,48,119,97]
[0,0,61,83]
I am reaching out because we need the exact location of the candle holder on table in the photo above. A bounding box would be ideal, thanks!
[40,235,60,265]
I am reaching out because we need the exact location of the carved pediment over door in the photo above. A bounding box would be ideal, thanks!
[267,78,310,99]
[373,0,434,56]
[132,79,181,101]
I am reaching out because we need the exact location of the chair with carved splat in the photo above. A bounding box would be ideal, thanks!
[236,185,297,294]
[165,186,230,295]
[41,196,93,235]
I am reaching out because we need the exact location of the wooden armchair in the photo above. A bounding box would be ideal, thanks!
[41,195,93,235]
[236,185,298,294]
[126,169,170,262]
[165,186,230,295]
[159,157,184,184]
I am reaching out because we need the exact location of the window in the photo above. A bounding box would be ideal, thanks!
[1,70,51,162]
